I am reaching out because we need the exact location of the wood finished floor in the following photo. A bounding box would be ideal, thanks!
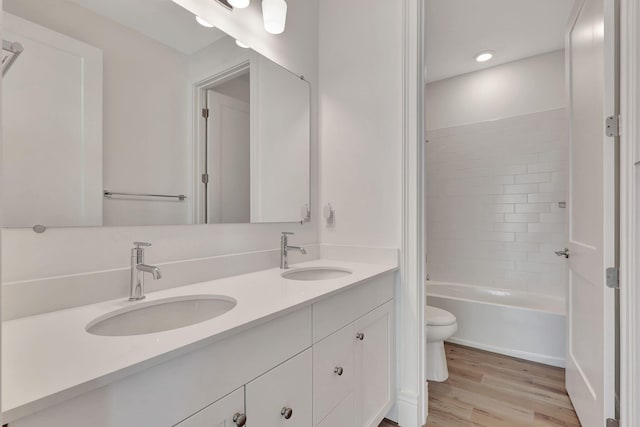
[379,343,581,427]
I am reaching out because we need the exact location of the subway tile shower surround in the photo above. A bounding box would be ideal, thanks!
[426,109,568,297]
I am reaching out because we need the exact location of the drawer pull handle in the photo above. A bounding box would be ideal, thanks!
[334,366,344,376]
[356,332,365,341]
[281,407,293,419]
[233,412,247,426]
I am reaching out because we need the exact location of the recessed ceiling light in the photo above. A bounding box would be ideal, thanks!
[195,16,214,28]
[229,0,251,8]
[475,51,494,62]
[236,40,250,49]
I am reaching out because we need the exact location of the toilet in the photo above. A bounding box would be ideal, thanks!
[426,306,458,382]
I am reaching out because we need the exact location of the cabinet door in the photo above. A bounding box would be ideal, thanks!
[354,301,395,427]
[174,387,245,427]
[317,393,355,427]
[246,349,312,427]
[313,323,355,425]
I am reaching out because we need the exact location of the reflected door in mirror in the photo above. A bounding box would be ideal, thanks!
[2,12,103,228]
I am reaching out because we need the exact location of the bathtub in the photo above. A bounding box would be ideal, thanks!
[426,282,566,367]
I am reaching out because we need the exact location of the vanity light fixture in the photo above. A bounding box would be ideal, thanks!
[195,15,215,28]
[236,40,250,48]
[475,51,494,62]
[262,0,287,34]
[213,0,234,10]
[229,0,250,8]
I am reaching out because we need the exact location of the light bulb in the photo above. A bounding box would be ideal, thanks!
[475,51,494,62]
[195,16,214,28]
[229,0,250,8]
[262,0,287,35]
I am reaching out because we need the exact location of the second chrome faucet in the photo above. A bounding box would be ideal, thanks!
[280,232,306,269]
[130,242,162,301]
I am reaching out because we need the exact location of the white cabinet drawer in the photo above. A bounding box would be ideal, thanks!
[246,349,312,427]
[317,393,355,427]
[313,324,355,425]
[174,387,245,427]
[313,272,394,342]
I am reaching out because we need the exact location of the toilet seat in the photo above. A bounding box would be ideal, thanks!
[426,306,456,326]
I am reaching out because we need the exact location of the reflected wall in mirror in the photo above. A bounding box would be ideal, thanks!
[1,0,310,228]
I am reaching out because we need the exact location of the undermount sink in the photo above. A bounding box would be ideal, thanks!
[86,295,237,337]
[281,266,353,281]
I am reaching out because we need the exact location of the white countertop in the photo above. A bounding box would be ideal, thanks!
[2,259,397,423]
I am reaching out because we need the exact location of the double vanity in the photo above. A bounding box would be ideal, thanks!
[3,258,397,427]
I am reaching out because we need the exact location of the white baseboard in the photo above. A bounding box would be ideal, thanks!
[447,337,566,368]
[396,390,420,427]
[385,404,399,423]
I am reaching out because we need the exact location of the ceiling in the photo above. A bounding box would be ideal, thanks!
[426,0,576,83]
[68,0,227,54]
[59,0,576,77]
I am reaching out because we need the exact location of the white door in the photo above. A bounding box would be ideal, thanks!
[206,91,250,224]
[565,0,617,425]
[174,387,245,427]
[2,12,103,227]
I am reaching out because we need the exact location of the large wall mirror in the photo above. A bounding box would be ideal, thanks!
[1,0,310,228]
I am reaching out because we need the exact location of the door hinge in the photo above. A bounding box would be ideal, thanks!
[606,115,620,137]
[201,173,209,184]
[607,418,620,427]
[202,108,209,119]
[606,267,619,289]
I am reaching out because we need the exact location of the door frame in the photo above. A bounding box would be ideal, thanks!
[191,60,250,224]
[619,0,639,425]
[397,0,427,425]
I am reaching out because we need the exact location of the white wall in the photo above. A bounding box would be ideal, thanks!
[213,74,250,103]
[4,0,193,227]
[318,0,403,249]
[426,50,566,131]
[189,35,252,83]
[425,53,569,297]
[2,0,319,284]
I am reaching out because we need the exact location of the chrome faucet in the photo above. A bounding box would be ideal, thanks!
[280,232,307,269]
[130,242,162,301]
